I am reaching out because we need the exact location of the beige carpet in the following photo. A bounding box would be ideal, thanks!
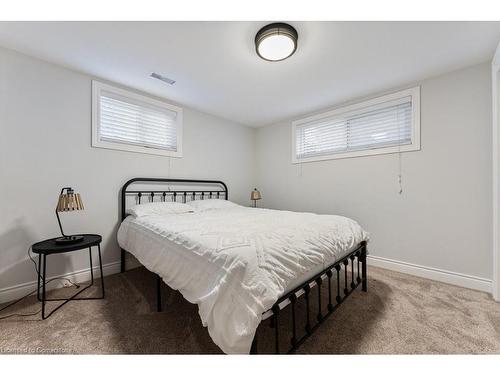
[1,266,499,354]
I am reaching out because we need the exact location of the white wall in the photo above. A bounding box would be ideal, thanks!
[0,47,255,300]
[492,43,500,300]
[497,68,500,296]
[255,63,493,286]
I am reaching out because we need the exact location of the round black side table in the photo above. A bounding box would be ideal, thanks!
[31,234,104,319]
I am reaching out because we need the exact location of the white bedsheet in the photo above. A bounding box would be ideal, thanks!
[117,206,368,354]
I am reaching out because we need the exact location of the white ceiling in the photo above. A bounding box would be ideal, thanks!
[1,21,500,126]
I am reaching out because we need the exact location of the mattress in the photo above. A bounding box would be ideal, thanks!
[117,206,368,354]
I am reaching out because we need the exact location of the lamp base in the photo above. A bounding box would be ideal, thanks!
[55,235,84,245]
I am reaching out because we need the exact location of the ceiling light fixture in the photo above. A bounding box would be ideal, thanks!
[150,72,176,85]
[255,23,298,62]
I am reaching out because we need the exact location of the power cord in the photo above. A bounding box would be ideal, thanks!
[0,246,81,320]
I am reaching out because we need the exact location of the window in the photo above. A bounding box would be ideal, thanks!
[92,81,183,157]
[292,87,420,163]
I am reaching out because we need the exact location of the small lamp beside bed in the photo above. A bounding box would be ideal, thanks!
[55,187,85,244]
[251,188,261,207]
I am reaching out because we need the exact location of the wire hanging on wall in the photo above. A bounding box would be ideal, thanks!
[398,152,403,194]
[296,162,303,177]
[397,104,403,195]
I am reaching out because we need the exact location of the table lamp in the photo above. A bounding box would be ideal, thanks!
[251,188,262,208]
[55,187,84,244]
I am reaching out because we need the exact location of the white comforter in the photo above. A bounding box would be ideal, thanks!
[117,206,368,354]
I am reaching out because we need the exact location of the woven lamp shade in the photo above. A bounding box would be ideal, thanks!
[56,193,84,212]
[251,189,262,201]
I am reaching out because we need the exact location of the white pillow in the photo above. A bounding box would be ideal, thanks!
[126,202,195,218]
[186,199,239,211]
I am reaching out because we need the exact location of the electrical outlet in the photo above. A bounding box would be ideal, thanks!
[62,281,73,288]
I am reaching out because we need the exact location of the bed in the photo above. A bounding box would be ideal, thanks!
[117,178,369,354]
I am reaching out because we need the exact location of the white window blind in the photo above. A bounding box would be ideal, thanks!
[92,81,183,157]
[293,87,419,162]
[99,91,177,151]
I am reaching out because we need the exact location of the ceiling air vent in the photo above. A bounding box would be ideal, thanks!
[150,72,176,85]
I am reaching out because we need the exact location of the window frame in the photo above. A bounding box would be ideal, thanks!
[291,86,420,164]
[91,80,183,158]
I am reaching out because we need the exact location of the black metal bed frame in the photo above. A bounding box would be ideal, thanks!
[119,177,367,354]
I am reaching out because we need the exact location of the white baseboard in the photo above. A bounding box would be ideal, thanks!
[0,261,121,304]
[368,255,492,293]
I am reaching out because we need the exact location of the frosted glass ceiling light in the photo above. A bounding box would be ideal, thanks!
[255,23,298,62]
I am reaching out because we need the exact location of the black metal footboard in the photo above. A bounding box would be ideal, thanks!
[251,241,367,354]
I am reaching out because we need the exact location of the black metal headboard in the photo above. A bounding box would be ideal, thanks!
[120,177,228,272]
